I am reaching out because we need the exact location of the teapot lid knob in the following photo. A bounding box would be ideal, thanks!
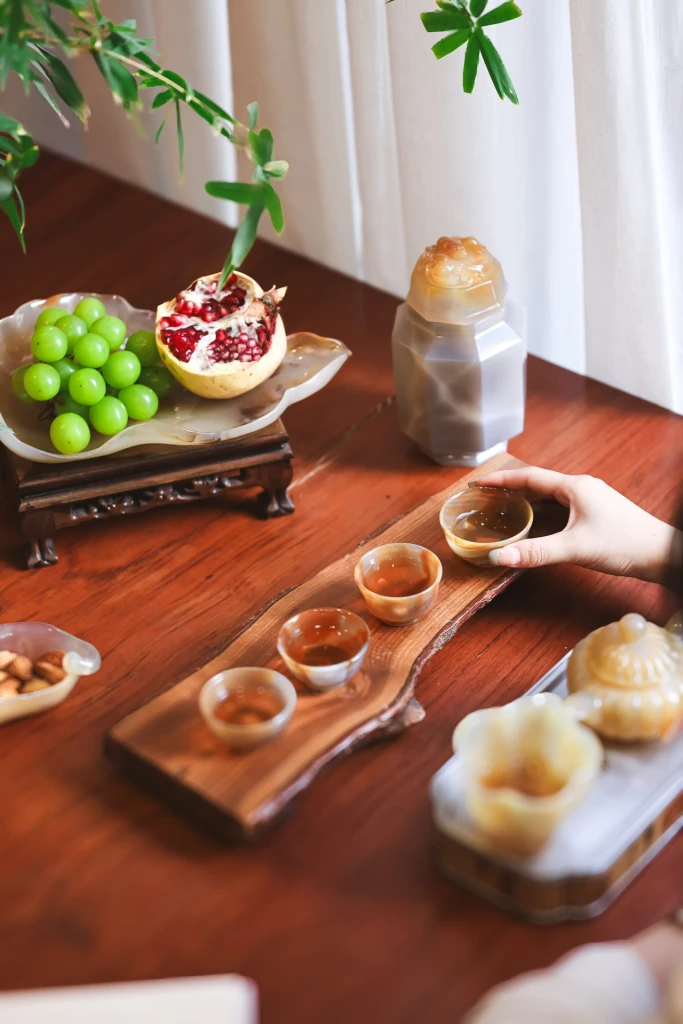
[619,613,647,643]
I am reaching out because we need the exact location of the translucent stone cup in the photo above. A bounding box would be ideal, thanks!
[354,543,442,626]
[440,486,533,567]
[454,694,603,856]
[277,608,370,691]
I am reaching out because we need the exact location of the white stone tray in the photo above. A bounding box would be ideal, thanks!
[430,652,683,921]
[0,293,350,463]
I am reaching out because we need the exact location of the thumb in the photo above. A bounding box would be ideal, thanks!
[489,532,575,568]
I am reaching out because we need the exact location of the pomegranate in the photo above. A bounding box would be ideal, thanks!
[156,271,287,399]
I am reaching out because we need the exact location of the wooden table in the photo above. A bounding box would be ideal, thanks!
[1,153,681,1023]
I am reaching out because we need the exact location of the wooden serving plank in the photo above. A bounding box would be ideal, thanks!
[106,453,527,841]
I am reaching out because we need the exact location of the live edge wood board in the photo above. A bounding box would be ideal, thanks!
[107,454,530,842]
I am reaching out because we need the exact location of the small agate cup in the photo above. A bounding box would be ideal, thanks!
[277,607,370,691]
[454,694,603,856]
[199,667,296,751]
[354,543,442,626]
[440,485,533,567]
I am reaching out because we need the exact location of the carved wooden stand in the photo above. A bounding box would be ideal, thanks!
[0,419,294,569]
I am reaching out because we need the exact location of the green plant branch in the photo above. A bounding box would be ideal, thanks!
[389,0,521,102]
[0,0,288,288]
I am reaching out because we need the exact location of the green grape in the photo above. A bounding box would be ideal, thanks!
[125,330,158,368]
[68,367,106,406]
[74,297,106,329]
[119,384,159,421]
[52,357,77,391]
[24,363,61,401]
[55,314,87,354]
[50,413,90,455]
[11,366,35,403]
[53,393,88,418]
[89,396,129,436]
[102,350,141,389]
[35,307,64,329]
[90,315,127,351]
[31,325,68,363]
[73,333,110,369]
[138,365,175,399]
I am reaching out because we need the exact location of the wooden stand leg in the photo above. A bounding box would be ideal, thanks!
[258,460,295,518]
[21,510,58,569]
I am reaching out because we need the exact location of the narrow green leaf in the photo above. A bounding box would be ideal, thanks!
[162,69,189,96]
[247,101,259,130]
[192,89,235,124]
[205,180,264,203]
[421,9,470,32]
[249,127,274,166]
[33,78,70,127]
[0,136,21,158]
[152,88,172,109]
[175,99,184,177]
[432,28,470,59]
[1,195,26,251]
[0,174,13,202]
[35,49,89,121]
[436,1,458,9]
[219,203,264,288]
[154,117,166,144]
[476,28,518,101]
[470,0,488,15]
[477,1,522,27]
[462,33,481,92]
[14,183,25,229]
[93,52,140,111]
[263,159,288,179]
[263,184,284,233]
[0,113,24,135]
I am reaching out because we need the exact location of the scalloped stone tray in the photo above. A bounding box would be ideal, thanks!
[0,293,350,464]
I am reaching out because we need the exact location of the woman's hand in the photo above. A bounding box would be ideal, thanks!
[475,467,679,583]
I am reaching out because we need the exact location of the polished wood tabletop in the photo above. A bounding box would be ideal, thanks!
[1,153,682,1023]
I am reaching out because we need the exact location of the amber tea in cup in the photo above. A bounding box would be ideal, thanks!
[355,543,442,625]
[440,486,532,567]
[199,667,297,751]
[278,608,370,691]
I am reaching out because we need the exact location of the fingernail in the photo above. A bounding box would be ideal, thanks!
[488,549,501,566]
[490,546,520,567]
[468,480,481,489]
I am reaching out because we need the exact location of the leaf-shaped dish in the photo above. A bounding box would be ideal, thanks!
[0,293,350,463]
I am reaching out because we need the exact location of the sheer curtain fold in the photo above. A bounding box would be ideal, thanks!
[2,0,681,413]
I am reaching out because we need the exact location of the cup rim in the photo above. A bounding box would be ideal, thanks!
[354,543,443,602]
[439,486,533,550]
[453,695,603,809]
[277,607,370,671]
[199,667,297,740]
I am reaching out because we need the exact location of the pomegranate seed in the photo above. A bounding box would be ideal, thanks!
[216,329,226,341]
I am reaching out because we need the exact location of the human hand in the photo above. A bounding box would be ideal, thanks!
[631,922,683,991]
[475,467,679,583]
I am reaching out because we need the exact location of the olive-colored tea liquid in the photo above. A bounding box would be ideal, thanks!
[482,757,566,798]
[364,555,432,598]
[298,644,349,667]
[453,503,528,543]
[214,685,284,726]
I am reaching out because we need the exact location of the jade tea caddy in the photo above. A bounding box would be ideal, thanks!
[392,236,526,467]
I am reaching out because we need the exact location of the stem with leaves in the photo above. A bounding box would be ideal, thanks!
[389,0,522,102]
[0,0,288,288]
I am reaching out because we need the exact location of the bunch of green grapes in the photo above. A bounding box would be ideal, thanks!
[11,298,175,455]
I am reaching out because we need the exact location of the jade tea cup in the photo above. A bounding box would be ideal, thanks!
[354,543,442,626]
[440,485,533,567]
[278,607,370,691]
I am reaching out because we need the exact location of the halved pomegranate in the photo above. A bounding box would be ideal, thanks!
[156,271,287,399]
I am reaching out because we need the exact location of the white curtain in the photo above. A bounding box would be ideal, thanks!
[2,0,681,414]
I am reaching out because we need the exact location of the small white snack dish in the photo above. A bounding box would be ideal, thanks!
[0,622,100,725]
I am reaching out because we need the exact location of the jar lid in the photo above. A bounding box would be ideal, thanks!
[407,236,507,325]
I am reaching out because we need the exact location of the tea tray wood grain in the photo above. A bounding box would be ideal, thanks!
[431,653,683,922]
[106,453,528,842]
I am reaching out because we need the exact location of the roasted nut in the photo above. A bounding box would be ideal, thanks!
[20,678,50,694]
[0,671,9,684]
[41,650,66,668]
[34,660,66,685]
[7,655,33,682]
[0,651,15,671]
[0,679,20,699]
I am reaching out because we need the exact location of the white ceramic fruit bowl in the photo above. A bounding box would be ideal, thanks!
[0,622,100,725]
[0,292,351,463]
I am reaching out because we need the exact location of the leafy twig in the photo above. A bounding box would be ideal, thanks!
[0,0,288,279]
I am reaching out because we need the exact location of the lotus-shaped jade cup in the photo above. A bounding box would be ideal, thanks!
[453,693,603,856]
